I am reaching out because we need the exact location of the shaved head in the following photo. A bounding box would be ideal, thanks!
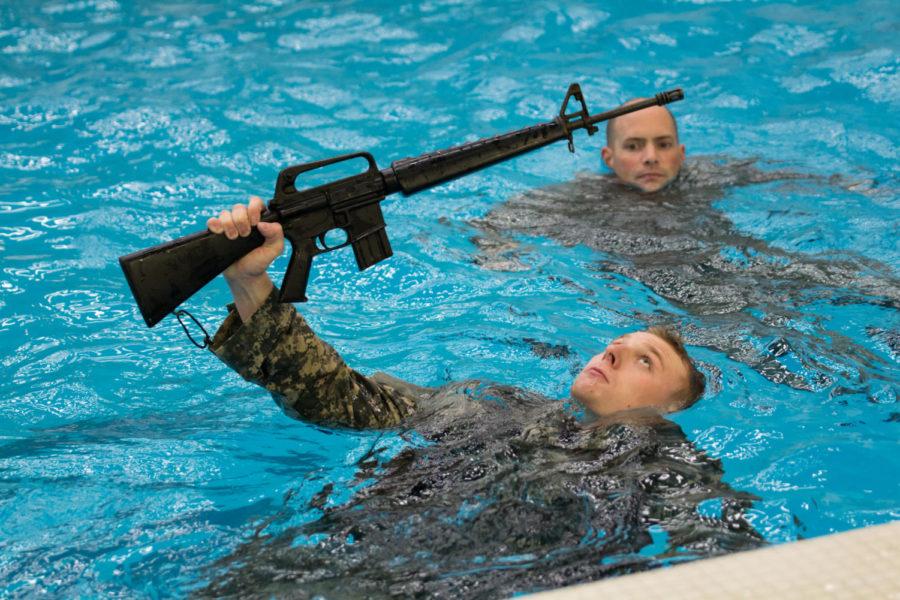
[601,100,685,193]
[606,98,679,146]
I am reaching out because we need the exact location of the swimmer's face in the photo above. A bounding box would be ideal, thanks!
[601,106,685,193]
[570,331,690,416]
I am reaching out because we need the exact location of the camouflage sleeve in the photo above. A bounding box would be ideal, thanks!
[208,289,418,429]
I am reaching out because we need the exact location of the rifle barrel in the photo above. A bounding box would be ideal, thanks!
[585,88,684,128]
[383,87,683,196]
[384,120,567,195]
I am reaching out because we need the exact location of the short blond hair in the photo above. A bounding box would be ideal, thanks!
[647,325,705,409]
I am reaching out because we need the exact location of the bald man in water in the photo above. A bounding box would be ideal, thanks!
[602,102,685,193]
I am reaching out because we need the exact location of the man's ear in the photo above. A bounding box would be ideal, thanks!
[679,144,686,161]
[601,146,614,169]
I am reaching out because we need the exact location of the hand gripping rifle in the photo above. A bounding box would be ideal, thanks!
[119,84,684,327]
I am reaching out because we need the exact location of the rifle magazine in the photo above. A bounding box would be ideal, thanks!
[353,227,393,271]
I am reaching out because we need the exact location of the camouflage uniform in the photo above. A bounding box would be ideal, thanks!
[210,288,425,429]
[207,292,764,585]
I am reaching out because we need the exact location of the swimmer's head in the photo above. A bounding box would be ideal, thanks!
[570,326,705,417]
[601,100,685,193]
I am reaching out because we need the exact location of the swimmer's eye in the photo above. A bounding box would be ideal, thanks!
[624,142,640,151]
[639,355,652,368]
[658,140,673,149]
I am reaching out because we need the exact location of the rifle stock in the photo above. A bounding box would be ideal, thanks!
[119,228,265,327]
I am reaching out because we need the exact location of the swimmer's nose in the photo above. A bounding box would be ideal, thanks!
[642,145,659,164]
[605,349,618,368]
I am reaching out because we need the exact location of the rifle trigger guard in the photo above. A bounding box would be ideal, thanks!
[316,228,350,252]
[557,83,598,153]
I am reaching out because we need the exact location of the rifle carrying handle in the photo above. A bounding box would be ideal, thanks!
[273,151,380,204]
[119,227,265,327]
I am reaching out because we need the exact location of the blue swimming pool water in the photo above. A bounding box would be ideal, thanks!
[1,0,898,596]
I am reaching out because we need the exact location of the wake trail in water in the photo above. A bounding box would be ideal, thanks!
[472,158,899,393]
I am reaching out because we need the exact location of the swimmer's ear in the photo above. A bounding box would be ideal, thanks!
[601,146,614,169]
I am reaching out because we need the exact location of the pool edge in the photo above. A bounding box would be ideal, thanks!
[524,520,900,599]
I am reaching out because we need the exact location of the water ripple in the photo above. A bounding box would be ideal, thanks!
[92,176,236,208]
[41,0,120,16]
[0,100,87,132]
[43,289,131,327]
[223,107,327,130]
[0,226,43,242]
[0,153,53,171]
[277,13,416,51]
[822,48,900,105]
[0,76,30,88]
[779,74,830,94]
[282,81,354,109]
[750,24,831,57]
[1,28,85,54]
[86,109,229,155]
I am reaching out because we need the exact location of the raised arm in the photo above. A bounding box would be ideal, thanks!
[206,198,420,429]
[207,196,282,322]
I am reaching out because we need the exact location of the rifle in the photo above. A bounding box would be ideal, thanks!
[120,84,683,327]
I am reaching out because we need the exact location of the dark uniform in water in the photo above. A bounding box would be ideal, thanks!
[205,290,763,598]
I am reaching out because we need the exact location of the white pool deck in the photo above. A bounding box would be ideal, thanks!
[526,520,899,600]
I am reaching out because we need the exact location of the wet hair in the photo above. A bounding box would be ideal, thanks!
[646,325,705,410]
[605,98,679,147]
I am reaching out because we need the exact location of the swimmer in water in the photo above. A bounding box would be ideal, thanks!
[601,100,685,193]
[206,197,705,428]
[200,198,771,599]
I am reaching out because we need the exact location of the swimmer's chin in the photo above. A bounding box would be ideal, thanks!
[581,405,671,428]
[624,178,676,194]
[606,173,680,194]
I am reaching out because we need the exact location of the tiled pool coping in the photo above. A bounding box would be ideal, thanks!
[526,521,899,599]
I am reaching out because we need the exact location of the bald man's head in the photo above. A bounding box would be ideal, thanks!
[601,100,685,193]
[606,100,679,146]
